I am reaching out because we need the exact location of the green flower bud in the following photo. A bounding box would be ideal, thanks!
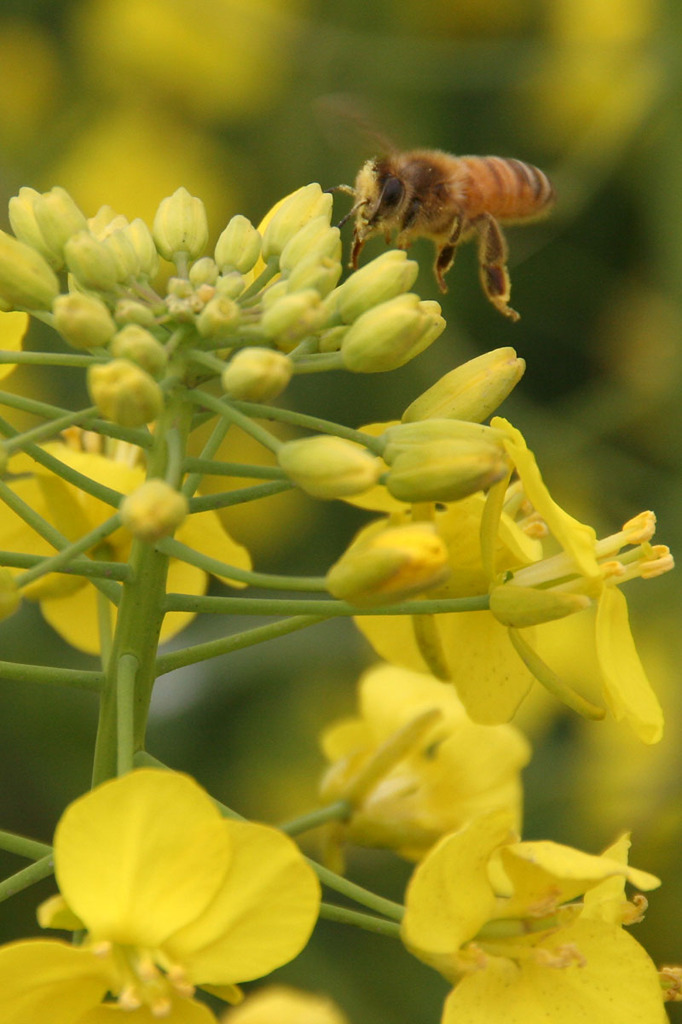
[326,522,450,605]
[261,289,326,351]
[261,184,332,261]
[0,230,60,310]
[261,280,289,309]
[286,255,342,297]
[101,227,140,282]
[152,187,208,262]
[402,347,526,424]
[0,568,20,622]
[278,435,382,499]
[386,438,509,503]
[126,218,160,279]
[489,584,591,628]
[341,294,444,373]
[196,296,241,339]
[333,250,419,323]
[279,217,341,273]
[87,359,163,427]
[64,231,120,291]
[381,419,502,462]
[8,187,62,268]
[120,479,188,542]
[319,325,348,353]
[110,324,167,377]
[88,205,122,237]
[215,215,262,273]
[33,186,88,260]
[215,272,246,299]
[221,348,292,401]
[114,299,158,328]
[189,257,219,288]
[53,293,117,350]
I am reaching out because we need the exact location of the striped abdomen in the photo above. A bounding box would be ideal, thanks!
[458,156,555,222]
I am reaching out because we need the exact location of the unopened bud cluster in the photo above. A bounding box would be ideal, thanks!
[0,183,454,426]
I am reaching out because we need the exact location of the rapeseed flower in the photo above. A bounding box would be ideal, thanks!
[0,769,320,1022]
[402,818,668,1023]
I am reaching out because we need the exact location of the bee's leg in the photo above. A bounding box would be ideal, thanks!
[433,216,463,293]
[473,214,520,321]
[350,230,365,269]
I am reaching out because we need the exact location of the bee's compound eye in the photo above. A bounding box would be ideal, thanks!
[379,176,404,210]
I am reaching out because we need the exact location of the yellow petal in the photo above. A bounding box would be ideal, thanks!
[54,770,231,947]
[402,813,514,959]
[442,919,668,1024]
[76,995,218,1022]
[165,819,320,985]
[492,418,600,580]
[0,310,29,380]
[41,583,114,656]
[222,986,349,1024]
[596,587,664,743]
[0,939,110,1024]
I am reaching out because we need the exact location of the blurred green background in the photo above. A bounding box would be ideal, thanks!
[0,0,680,1020]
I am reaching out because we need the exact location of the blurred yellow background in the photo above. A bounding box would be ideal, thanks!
[0,1,680,1020]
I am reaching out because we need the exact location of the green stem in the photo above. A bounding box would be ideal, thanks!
[313,864,405,922]
[182,456,284,480]
[279,800,352,836]
[0,551,130,582]
[0,350,106,367]
[156,536,327,591]
[186,390,283,454]
[291,353,345,373]
[1,405,102,455]
[0,855,54,904]
[16,513,122,590]
[116,653,138,775]
[0,830,52,860]
[181,418,231,499]
[154,614,324,675]
[318,903,402,939]
[187,480,293,512]
[229,400,385,452]
[508,627,606,720]
[238,259,280,301]
[163,593,491,616]
[0,392,153,448]
[0,661,102,691]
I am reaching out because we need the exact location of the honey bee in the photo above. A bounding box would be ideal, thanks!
[337,148,555,321]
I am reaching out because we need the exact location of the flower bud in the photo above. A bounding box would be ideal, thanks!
[110,324,167,377]
[101,227,140,282]
[215,214,262,273]
[221,348,292,402]
[286,255,342,297]
[88,205,123,237]
[120,479,188,542]
[0,568,20,622]
[326,522,450,605]
[403,347,526,424]
[196,296,241,339]
[64,231,120,291]
[87,359,163,427]
[188,256,219,288]
[8,187,62,268]
[381,419,502,462]
[279,217,341,273]
[126,218,160,278]
[0,230,60,310]
[319,325,348,353]
[215,272,246,299]
[152,187,208,262]
[341,294,444,373]
[33,186,88,260]
[386,439,509,503]
[489,584,591,628]
[261,184,333,261]
[114,299,158,328]
[261,289,326,351]
[53,293,117,350]
[333,250,419,323]
[278,436,382,499]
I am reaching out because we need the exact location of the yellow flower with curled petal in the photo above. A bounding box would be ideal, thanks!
[0,431,251,654]
[319,663,530,868]
[0,770,320,1022]
[402,818,668,1024]
[350,417,672,741]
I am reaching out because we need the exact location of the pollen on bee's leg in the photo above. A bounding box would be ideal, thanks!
[434,243,455,293]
